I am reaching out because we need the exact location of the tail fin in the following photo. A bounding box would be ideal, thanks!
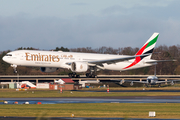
[123,33,159,70]
[135,32,159,59]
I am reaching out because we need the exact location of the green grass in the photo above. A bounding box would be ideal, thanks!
[1,88,180,118]
[0,89,180,98]
[0,103,180,119]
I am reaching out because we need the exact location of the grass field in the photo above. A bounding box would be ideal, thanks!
[1,88,180,118]
[0,103,180,119]
[0,88,180,98]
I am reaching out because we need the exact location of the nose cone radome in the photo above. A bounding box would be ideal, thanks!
[2,56,6,62]
[2,56,10,63]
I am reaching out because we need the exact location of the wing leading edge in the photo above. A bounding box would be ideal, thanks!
[87,54,150,66]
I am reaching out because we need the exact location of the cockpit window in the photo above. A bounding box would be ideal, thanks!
[6,54,12,56]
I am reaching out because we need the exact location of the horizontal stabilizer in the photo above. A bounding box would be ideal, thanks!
[145,59,176,64]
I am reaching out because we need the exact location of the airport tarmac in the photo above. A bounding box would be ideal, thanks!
[1,96,180,104]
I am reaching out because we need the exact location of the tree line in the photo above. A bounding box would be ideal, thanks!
[0,45,179,75]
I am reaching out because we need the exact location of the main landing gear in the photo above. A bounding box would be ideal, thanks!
[68,73,80,78]
[68,67,98,78]
[68,72,97,78]
[86,66,97,78]
[86,73,97,78]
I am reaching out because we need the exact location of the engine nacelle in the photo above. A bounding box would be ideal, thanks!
[170,81,174,85]
[130,81,133,86]
[71,62,88,73]
[40,67,58,73]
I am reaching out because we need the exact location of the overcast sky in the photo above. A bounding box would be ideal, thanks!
[0,0,180,51]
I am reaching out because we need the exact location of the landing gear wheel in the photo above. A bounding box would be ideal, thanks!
[91,74,95,78]
[76,75,80,78]
[86,73,90,78]
[68,73,80,78]
[86,73,96,78]
[68,73,73,78]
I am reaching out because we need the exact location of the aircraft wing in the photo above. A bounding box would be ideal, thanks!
[155,81,170,84]
[110,79,148,85]
[88,54,150,66]
[131,81,148,84]
[156,80,180,84]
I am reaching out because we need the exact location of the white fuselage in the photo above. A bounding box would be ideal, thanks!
[3,50,154,72]
[147,76,158,85]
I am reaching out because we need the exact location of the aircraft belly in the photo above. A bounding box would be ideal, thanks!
[17,60,60,68]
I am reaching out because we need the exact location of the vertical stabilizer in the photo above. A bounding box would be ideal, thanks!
[136,32,159,59]
[123,33,159,70]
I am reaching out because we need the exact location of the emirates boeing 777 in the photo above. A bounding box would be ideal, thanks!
[3,33,162,78]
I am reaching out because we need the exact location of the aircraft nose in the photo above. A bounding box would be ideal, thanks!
[2,56,10,63]
[2,56,6,62]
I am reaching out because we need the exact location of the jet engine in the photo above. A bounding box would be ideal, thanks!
[130,81,133,86]
[40,67,58,73]
[170,81,174,85]
[71,62,88,72]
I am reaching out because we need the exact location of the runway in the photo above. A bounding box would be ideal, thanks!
[1,96,180,104]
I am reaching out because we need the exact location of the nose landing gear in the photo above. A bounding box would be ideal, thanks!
[11,64,17,73]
